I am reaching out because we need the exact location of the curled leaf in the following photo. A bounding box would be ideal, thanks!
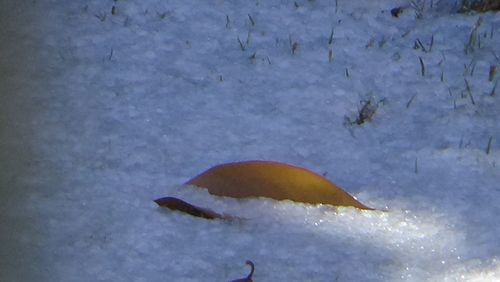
[229,260,254,282]
[391,7,403,18]
[186,160,372,210]
[154,196,226,220]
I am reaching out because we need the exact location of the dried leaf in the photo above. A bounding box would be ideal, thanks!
[229,260,254,282]
[186,160,373,210]
[154,196,226,220]
[391,7,403,17]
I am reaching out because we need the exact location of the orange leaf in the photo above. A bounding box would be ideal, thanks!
[186,160,373,210]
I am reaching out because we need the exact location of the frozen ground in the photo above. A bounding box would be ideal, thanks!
[1,0,499,281]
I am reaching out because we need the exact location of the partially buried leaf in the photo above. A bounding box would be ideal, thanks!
[186,160,373,210]
[154,196,227,220]
[228,260,254,282]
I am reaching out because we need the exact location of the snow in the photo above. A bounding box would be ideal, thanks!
[1,0,499,281]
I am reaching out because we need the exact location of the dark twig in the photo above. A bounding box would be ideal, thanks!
[248,14,255,26]
[419,56,425,77]
[464,78,475,105]
[406,94,417,108]
[237,37,246,51]
[486,136,493,155]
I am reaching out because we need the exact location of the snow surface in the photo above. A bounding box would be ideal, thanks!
[1,0,499,281]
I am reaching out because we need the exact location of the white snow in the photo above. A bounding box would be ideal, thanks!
[1,0,499,281]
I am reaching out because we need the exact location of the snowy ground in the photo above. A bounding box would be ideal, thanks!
[1,0,499,281]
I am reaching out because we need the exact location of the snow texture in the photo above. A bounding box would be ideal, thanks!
[1,0,499,281]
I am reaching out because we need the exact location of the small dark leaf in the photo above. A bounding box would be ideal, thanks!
[229,260,255,282]
[154,196,225,220]
[391,7,403,17]
[356,100,378,125]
